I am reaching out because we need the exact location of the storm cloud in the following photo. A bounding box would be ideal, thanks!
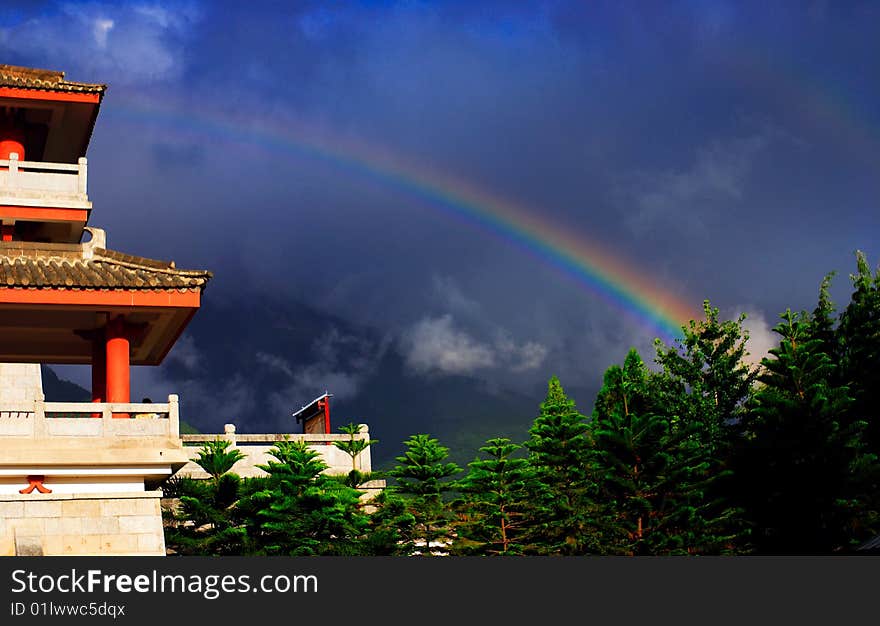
[4,1,879,418]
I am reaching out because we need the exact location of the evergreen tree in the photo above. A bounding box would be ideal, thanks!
[192,438,246,481]
[238,439,370,555]
[738,309,878,552]
[654,300,759,455]
[387,434,462,556]
[838,251,880,452]
[452,438,538,555]
[162,440,246,555]
[333,422,379,488]
[808,271,840,363]
[524,376,599,554]
[360,489,417,556]
[592,349,742,554]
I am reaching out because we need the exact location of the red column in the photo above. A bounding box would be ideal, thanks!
[323,397,331,436]
[0,118,24,238]
[91,331,106,417]
[105,317,131,418]
[0,117,25,168]
[0,127,24,162]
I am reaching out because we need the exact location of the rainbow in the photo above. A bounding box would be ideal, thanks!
[103,93,699,339]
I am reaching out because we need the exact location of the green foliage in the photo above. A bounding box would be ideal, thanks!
[452,438,538,555]
[838,251,880,451]
[809,271,839,362]
[654,300,759,454]
[193,438,245,481]
[333,422,380,486]
[163,439,247,555]
[737,309,879,552]
[388,434,462,555]
[237,439,371,556]
[524,376,600,554]
[360,489,417,556]
[163,252,880,557]
[591,349,742,554]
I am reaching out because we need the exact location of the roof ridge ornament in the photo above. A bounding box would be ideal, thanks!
[82,226,106,259]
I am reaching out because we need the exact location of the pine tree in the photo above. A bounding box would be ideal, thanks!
[192,438,246,481]
[808,271,839,363]
[162,440,246,555]
[333,422,379,488]
[238,439,370,555]
[739,309,878,552]
[360,489,417,556]
[592,349,742,555]
[524,376,599,554]
[387,434,461,556]
[838,251,880,452]
[654,300,759,455]
[452,438,538,555]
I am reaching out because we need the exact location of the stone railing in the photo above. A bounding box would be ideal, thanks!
[0,153,90,208]
[179,423,375,478]
[0,394,180,440]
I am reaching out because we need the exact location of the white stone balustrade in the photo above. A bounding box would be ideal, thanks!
[0,153,90,208]
[178,423,376,479]
[0,394,180,441]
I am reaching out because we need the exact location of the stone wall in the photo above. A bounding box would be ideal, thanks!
[0,491,165,556]
[0,363,43,417]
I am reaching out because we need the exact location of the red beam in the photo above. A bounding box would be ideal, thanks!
[0,87,101,104]
[0,206,89,223]
[0,288,201,308]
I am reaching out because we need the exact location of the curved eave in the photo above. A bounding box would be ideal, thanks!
[0,287,203,365]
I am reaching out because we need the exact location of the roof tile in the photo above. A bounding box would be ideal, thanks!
[0,242,211,291]
[0,64,106,95]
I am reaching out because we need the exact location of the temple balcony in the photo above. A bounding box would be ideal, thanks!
[0,395,187,494]
[0,153,90,209]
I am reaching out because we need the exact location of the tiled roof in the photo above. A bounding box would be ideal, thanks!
[0,241,211,291]
[0,64,106,95]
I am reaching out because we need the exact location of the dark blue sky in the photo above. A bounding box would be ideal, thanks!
[3,1,879,411]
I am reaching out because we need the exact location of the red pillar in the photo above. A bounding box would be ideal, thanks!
[105,317,131,418]
[91,331,106,417]
[0,118,24,239]
[0,117,25,167]
[0,127,24,162]
[323,396,331,435]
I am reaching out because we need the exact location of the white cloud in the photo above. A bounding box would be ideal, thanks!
[165,333,201,371]
[431,275,482,317]
[92,18,114,48]
[257,328,389,417]
[620,133,769,236]
[401,315,547,376]
[737,308,778,369]
[255,351,296,379]
[0,2,201,84]
[495,333,548,372]
[403,315,495,375]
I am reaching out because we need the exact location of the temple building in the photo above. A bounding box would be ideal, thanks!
[0,64,212,556]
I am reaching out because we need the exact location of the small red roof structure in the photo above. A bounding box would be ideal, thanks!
[292,392,333,435]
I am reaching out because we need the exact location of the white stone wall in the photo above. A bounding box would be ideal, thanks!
[0,364,43,417]
[0,491,166,556]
